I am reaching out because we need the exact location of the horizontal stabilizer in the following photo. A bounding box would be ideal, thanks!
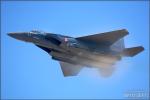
[59,61,83,76]
[76,29,129,46]
[122,46,144,57]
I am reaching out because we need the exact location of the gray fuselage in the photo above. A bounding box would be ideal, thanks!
[8,30,121,68]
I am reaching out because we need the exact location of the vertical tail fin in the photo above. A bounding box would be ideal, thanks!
[110,38,125,52]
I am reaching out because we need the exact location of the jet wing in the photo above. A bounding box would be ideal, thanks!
[98,66,116,77]
[76,29,129,46]
[35,45,51,53]
[59,61,83,76]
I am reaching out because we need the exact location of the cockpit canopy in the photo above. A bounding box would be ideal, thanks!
[30,30,45,34]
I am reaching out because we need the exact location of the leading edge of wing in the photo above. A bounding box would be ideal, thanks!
[35,45,51,53]
[76,29,129,46]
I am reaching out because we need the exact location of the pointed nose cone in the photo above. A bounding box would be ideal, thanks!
[7,32,28,41]
[7,32,17,38]
[7,32,21,40]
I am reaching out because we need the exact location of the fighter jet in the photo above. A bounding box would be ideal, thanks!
[8,29,144,77]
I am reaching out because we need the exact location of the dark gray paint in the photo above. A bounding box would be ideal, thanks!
[8,29,144,77]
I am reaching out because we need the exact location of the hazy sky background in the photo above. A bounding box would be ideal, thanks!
[1,1,149,99]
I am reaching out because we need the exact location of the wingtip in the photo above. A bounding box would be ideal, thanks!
[139,46,145,51]
[122,29,129,35]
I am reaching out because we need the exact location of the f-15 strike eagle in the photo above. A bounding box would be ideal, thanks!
[8,29,144,77]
